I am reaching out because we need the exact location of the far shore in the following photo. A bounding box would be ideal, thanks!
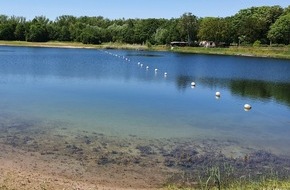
[1,40,290,60]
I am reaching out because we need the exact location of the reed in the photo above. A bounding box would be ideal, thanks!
[165,164,290,190]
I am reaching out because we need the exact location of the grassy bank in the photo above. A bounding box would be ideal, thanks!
[170,46,290,60]
[1,40,290,60]
[0,40,148,50]
[0,40,99,49]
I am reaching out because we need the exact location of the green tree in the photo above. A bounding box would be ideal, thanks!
[198,17,220,42]
[59,26,71,41]
[27,24,48,42]
[26,16,50,42]
[107,23,127,42]
[133,18,164,44]
[14,17,27,41]
[123,19,135,43]
[197,17,233,44]
[165,18,180,44]
[14,23,26,41]
[283,5,290,15]
[153,28,168,45]
[268,13,290,44]
[0,16,22,40]
[54,15,77,41]
[80,26,103,44]
[47,23,58,40]
[0,23,15,40]
[0,15,8,24]
[178,12,198,44]
[69,22,86,42]
[232,6,283,44]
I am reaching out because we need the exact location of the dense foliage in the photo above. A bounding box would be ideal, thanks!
[0,5,289,45]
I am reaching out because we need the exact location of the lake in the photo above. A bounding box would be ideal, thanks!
[0,46,290,186]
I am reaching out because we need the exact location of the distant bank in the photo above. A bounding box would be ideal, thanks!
[1,41,290,60]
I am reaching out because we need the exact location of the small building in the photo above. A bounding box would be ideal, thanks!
[170,41,189,47]
[199,41,216,48]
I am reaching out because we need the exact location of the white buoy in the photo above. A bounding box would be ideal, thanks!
[164,72,167,77]
[146,66,149,69]
[140,64,143,67]
[215,92,221,97]
[138,62,140,65]
[191,82,196,86]
[244,104,252,111]
[155,68,158,72]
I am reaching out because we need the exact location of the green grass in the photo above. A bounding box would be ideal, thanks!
[170,46,290,59]
[164,163,290,190]
[0,40,99,48]
[0,40,149,50]
[1,40,290,59]
[165,179,290,190]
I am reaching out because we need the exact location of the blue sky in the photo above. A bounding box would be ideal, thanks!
[0,0,289,20]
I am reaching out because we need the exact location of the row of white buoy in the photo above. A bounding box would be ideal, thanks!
[103,50,252,111]
[191,81,251,111]
[103,50,169,78]
[105,51,167,78]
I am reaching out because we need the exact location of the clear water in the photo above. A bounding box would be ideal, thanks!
[1,46,290,154]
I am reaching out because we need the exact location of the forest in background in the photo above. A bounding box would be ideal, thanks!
[0,5,290,46]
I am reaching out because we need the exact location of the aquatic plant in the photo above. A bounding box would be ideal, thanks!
[166,167,290,190]
[165,157,290,190]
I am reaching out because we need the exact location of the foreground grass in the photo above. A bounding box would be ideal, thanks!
[165,179,290,190]
[1,40,290,59]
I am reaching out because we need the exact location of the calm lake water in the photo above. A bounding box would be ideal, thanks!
[1,46,290,155]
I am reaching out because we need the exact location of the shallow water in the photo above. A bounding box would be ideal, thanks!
[0,46,290,155]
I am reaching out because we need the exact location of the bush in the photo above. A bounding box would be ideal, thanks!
[270,43,285,47]
[240,41,251,46]
[146,40,152,48]
[253,40,261,47]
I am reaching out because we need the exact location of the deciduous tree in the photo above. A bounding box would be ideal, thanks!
[268,13,290,44]
[178,13,198,44]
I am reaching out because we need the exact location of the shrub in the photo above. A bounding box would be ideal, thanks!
[253,40,261,47]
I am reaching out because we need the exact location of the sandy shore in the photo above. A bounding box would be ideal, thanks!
[0,143,164,190]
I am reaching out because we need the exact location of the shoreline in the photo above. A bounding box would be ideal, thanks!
[1,41,290,60]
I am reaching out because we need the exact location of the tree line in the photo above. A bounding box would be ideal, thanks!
[0,5,289,46]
